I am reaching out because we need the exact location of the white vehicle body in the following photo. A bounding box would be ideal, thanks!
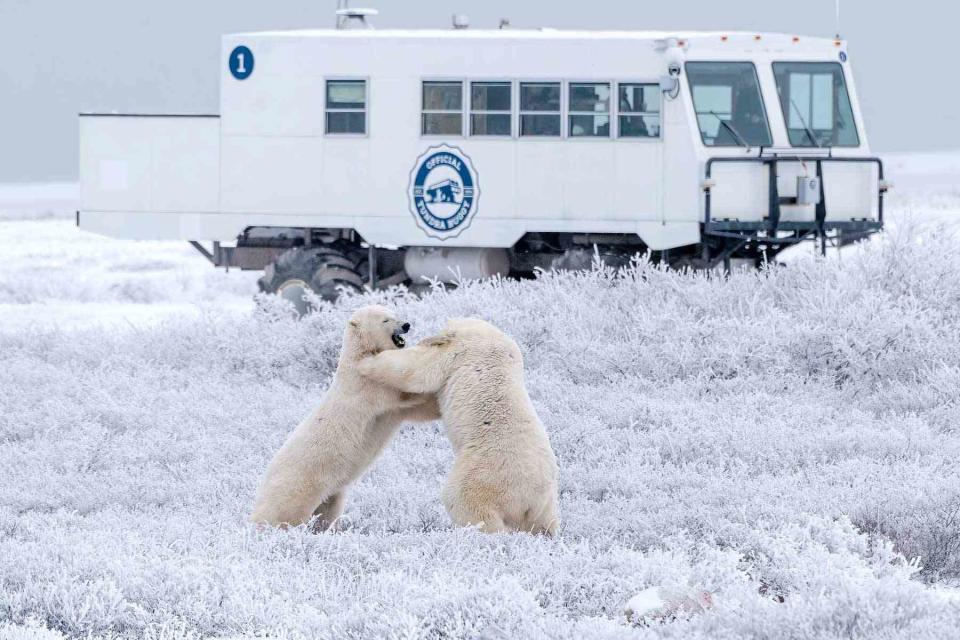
[79,27,886,296]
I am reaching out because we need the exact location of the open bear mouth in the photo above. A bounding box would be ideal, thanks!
[391,333,406,348]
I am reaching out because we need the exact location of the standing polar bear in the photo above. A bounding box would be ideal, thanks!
[359,318,560,535]
[250,305,439,530]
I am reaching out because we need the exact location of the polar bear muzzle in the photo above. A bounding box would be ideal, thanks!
[391,321,411,348]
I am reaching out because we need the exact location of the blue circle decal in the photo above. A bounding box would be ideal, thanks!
[408,145,480,239]
[839,51,848,63]
[229,45,254,80]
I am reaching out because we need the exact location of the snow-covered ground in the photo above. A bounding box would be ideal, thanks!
[0,184,258,333]
[1,154,960,638]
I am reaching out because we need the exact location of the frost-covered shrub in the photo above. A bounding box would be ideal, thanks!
[1,221,960,638]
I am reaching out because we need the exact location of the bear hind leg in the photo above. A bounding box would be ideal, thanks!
[442,484,509,534]
[311,490,348,532]
[449,504,508,534]
[527,504,560,537]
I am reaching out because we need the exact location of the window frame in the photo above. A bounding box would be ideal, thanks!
[519,80,564,139]
[566,81,613,140]
[615,81,663,141]
[771,61,861,148]
[468,80,514,138]
[324,78,369,137]
[684,61,774,149]
[421,79,465,138]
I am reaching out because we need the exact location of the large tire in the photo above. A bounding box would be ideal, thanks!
[258,247,363,314]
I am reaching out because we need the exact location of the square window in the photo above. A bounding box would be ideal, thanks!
[618,83,661,138]
[470,82,512,136]
[325,80,366,135]
[520,83,560,137]
[422,81,463,136]
[569,83,610,137]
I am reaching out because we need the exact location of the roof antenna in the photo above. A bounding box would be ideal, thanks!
[834,0,842,38]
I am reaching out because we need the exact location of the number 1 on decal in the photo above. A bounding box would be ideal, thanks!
[236,53,246,73]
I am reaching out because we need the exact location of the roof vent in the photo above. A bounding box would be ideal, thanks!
[452,14,470,29]
[335,0,377,30]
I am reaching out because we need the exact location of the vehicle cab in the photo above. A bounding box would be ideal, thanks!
[668,34,885,262]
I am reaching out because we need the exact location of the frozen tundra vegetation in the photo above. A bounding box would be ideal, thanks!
[0,156,959,638]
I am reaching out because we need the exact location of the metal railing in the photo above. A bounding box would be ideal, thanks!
[703,155,886,242]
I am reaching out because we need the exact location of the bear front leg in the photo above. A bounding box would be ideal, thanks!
[358,346,448,395]
[250,490,323,529]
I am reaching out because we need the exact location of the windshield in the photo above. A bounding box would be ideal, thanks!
[686,62,772,147]
[773,62,859,147]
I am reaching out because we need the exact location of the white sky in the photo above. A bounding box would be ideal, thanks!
[0,0,953,182]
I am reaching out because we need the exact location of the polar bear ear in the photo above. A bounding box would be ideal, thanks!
[348,319,361,329]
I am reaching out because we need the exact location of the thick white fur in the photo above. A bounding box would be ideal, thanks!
[250,305,439,530]
[358,319,560,535]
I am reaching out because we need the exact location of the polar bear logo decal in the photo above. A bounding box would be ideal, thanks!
[408,145,480,240]
[425,179,461,204]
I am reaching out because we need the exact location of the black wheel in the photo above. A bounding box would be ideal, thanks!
[258,247,364,314]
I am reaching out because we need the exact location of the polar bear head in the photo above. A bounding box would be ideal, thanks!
[344,305,411,358]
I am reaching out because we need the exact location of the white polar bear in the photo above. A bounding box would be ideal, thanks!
[358,318,560,535]
[250,305,439,530]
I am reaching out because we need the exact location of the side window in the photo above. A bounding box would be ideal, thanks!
[569,83,611,137]
[520,82,561,137]
[325,80,366,135]
[618,83,661,138]
[422,81,463,136]
[470,82,512,136]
